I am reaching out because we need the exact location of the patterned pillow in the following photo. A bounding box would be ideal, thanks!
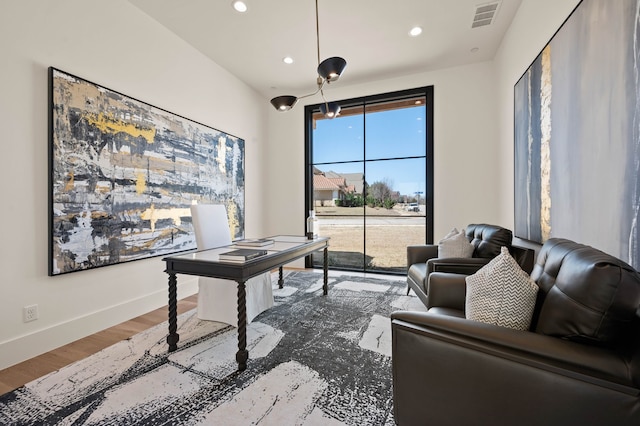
[438,228,474,258]
[465,247,538,331]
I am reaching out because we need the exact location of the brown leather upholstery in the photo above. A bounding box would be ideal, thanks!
[392,238,640,425]
[406,224,534,306]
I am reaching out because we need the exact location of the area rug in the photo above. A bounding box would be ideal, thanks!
[0,271,425,425]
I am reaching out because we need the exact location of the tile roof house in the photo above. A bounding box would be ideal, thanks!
[313,170,361,206]
[324,171,365,195]
[313,173,347,206]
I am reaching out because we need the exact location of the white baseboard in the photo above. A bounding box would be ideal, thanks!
[0,278,198,371]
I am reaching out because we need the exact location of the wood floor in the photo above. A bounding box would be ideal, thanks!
[0,268,376,397]
[0,294,198,396]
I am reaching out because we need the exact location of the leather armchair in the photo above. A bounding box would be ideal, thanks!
[406,224,534,306]
[392,238,640,425]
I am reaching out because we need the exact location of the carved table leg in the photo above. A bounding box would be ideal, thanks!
[323,246,329,295]
[278,266,284,289]
[236,281,248,371]
[166,273,179,352]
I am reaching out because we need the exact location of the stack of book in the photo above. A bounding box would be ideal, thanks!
[218,248,268,263]
[235,238,274,247]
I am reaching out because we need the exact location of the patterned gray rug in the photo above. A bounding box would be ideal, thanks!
[0,271,425,425]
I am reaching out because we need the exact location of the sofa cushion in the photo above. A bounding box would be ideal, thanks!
[465,247,538,331]
[438,229,474,258]
[530,238,640,346]
[466,224,513,259]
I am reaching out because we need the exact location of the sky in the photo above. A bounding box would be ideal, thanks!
[312,105,427,198]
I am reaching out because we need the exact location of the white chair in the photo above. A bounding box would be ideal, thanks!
[190,204,273,327]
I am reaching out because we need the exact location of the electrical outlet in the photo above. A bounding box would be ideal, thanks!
[23,304,38,322]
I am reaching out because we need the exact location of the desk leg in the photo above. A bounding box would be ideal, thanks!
[236,280,248,371]
[278,266,284,289]
[166,273,179,352]
[323,246,328,295]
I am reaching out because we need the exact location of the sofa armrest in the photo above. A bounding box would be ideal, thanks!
[426,272,466,311]
[426,257,489,276]
[391,311,637,392]
[510,244,536,273]
[391,312,640,425]
[406,244,438,267]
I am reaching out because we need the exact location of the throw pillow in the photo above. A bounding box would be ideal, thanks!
[438,227,459,244]
[465,246,538,331]
[438,229,474,258]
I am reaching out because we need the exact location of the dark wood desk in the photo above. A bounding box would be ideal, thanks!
[163,235,329,371]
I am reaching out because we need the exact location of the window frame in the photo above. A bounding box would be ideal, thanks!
[304,86,434,272]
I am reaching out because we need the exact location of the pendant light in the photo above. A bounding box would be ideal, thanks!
[269,0,346,118]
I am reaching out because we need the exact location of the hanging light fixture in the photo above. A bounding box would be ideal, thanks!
[269,0,346,119]
[319,101,341,118]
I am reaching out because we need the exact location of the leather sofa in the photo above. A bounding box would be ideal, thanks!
[392,238,640,425]
[407,224,534,306]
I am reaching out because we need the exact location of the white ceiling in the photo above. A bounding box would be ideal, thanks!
[128,0,523,101]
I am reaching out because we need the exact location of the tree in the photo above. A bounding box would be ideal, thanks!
[367,179,396,209]
[343,192,364,207]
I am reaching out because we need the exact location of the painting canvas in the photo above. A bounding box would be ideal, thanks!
[49,68,245,275]
[514,0,640,268]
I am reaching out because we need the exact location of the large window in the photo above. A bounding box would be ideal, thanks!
[305,87,434,274]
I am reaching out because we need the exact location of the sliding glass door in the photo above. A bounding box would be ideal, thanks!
[305,87,433,274]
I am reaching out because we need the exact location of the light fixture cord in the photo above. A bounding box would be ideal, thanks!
[316,0,330,115]
[316,0,329,111]
[315,0,321,67]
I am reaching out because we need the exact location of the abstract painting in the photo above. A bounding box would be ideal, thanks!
[49,68,245,275]
[514,0,640,268]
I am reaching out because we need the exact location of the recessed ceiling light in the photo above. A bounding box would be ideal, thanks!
[409,26,423,37]
[232,1,248,12]
[283,56,294,64]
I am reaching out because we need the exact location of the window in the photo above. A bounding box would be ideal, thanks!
[305,87,434,274]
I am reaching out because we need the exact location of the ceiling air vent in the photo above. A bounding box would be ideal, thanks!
[472,1,501,28]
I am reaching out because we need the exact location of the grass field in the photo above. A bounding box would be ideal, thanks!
[313,205,426,271]
[315,204,421,217]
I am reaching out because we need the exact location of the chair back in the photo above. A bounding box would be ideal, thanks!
[530,238,640,348]
[465,224,513,259]
[190,204,232,250]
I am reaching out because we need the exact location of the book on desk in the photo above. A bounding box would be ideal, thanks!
[234,238,274,247]
[218,248,268,262]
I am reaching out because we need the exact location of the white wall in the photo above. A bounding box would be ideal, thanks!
[0,0,267,369]
[0,0,584,370]
[264,0,583,259]
[266,61,504,242]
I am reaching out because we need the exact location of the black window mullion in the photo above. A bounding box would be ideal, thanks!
[304,86,434,273]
